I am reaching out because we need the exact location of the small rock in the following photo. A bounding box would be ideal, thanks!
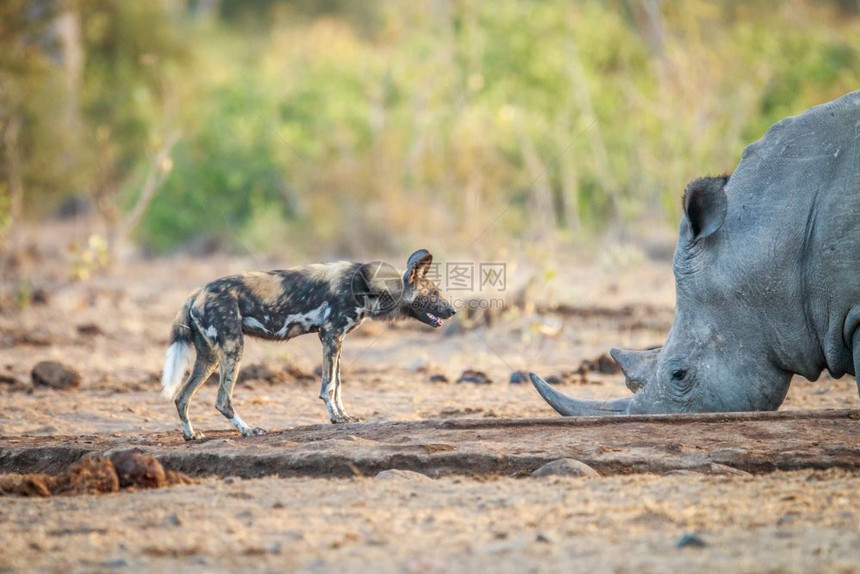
[0,373,18,385]
[375,469,432,481]
[457,369,492,384]
[544,375,563,385]
[595,353,621,374]
[535,531,555,544]
[53,457,119,495]
[110,450,166,489]
[703,463,751,476]
[576,353,622,376]
[165,512,182,526]
[165,470,195,486]
[268,542,282,555]
[509,371,528,384]
[31,361,81,390]
[101,559,129,569]
[405,358,429,372]
[532,458,600,478]
[0,473,52,497]
[17,329,53,346]
[31,288,49,306]
[677,533,706,548]
[76,323,103,337]
[238,362,314,385]
[237,363,275,384]
[428,373,448,383]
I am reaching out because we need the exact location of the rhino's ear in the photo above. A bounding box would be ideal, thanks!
[683,175,729,240]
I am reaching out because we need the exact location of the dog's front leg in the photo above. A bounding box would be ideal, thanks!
[319,333,350,423]
[332,334,361,423]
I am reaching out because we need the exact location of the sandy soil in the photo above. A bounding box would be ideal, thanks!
[1,470,858,573]
[0,232,858,573]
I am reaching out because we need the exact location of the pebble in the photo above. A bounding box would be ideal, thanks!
[31,361,81,390]
[677,533,707,548]
[405,358,429,372]
[535,531,556,544]
[532,458,600,478]
[456,369,492,384]
[374,469,432,481]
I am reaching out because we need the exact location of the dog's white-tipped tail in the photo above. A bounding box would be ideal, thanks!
[162,341,193,399]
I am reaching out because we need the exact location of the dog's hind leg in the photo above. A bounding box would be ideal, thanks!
[215,351,265,437]
[214,334,266,437]
[175,341,218,441]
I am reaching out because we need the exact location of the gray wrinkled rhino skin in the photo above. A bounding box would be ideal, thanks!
[531,90,860,416]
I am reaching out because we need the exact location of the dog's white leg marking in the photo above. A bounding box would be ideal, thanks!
[332,343,358,422]
[333,343,345,413]
[228,414,253,435]
[319,334,348,423]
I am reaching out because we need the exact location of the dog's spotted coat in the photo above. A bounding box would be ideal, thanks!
[162,250,455,440]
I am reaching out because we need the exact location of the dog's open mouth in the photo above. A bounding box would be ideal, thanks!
[425,312,446,328]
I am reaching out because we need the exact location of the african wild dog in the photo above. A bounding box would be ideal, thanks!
[161,249,456,440]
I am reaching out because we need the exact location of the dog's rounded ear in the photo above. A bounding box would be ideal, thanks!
[404,249,433,285]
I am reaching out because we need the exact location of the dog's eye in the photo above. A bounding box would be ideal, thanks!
[671,369,687,381]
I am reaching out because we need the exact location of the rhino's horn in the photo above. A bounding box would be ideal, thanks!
[529,372,632,416]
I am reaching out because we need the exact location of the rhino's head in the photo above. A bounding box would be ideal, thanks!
[531,175,794,416]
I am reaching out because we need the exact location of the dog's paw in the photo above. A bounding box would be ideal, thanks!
[242,427,267,437]
[184,431,206,441]
[330,415,362,424]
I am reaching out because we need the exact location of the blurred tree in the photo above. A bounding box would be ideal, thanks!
[78,0,186,249]
[0,0,58,252]
[4,0,860,261]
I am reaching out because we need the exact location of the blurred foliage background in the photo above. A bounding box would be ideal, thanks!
[2,0,860,263]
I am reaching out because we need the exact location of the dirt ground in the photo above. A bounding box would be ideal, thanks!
[1,228,858,573]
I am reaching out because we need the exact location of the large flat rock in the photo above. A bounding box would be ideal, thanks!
[1,409,858,478]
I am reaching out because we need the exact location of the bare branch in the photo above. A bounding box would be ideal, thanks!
[114,131,181,250]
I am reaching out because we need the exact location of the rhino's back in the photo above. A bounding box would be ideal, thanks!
[742,91,859,156]
[722,91,860,378]
[725,91,860,378]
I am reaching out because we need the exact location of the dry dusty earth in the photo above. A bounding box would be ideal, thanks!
[1,236,859,573]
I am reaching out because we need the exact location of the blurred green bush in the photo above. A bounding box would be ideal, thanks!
[3,0,860,257]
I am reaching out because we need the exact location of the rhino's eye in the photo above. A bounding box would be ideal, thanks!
[671,369,687,381]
